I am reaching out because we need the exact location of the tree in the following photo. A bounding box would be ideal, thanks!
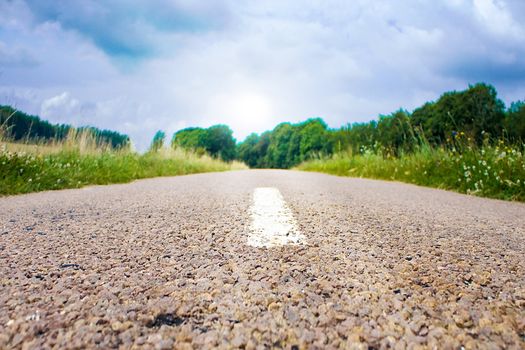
[267,123,294,168]
[410,84,505,144]
[171,127,207,151]
[505,101,525,142]
[299,118,332,161]
[149,130,166,152]
[332,121,378,154]
[0,105,129,148]
[205,125,236,161]
[237,133,261,168]
[377,110,414,154]
[171,125,236,161]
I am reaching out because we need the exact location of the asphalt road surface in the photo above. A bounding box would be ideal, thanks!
[1,170,524,349]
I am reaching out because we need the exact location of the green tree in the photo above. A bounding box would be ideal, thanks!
[505,101,525,142]
[149,130,166,152]
[267,123,294,168]
[171,127,207,152]
[411,83,505,144]
[299,118,332,161]
[237,133,261,168]
[377,110,414,155]
[0,105,129,148]
[332,121,378,154]
[205,125,236,161]
[255,131,271,168]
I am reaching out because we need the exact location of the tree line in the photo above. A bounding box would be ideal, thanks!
[235,83,525,168]
[3,82,524,167]
[0,105,130,149]
[159,125,236,161]
[157,83,524,168]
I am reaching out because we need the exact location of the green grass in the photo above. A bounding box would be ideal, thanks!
[0,143,246,196]
[297,141,525,202]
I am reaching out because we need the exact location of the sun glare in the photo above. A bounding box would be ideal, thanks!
[230,93,273,125]
[206,92,275,140]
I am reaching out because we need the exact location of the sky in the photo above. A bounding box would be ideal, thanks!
[1,0,525,151]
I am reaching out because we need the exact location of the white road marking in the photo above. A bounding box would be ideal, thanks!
[247,187,306,248]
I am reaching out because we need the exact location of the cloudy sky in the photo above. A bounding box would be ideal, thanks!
[1,0,525,150]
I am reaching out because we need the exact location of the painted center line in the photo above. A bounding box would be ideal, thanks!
[247,187,306,248]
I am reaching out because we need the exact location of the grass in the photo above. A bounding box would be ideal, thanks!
[297,138,525,202]
[0,129,246,196]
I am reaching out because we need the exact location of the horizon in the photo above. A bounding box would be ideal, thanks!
[1,0,525,151]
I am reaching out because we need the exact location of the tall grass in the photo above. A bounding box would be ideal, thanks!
[0,129,246,196]
[297,136,525,202]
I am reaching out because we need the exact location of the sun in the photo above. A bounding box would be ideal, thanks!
[205,91,276,141]
[229,93,273,125]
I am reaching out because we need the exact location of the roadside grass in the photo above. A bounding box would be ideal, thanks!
[297,140,525,202]
[0,130,246,196]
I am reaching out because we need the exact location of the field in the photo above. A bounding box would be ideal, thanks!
[298,138,525,202]
[0,130,246,196]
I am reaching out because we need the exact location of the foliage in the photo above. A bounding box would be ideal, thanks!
[149,130,166,152]
[377,110,415,155]
[237,118,332,168]
[0,144,246,196]
[237,83,525,169]
[410,83,506,145]
[236,133,263,168]
[298,139,525,202]
[172,125,236,161]
[206,125,236,161]
[505,101,525,143]
[0,105,129,149]
[171,127,207,153]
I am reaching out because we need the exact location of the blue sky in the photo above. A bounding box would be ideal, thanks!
[1,0,524,151]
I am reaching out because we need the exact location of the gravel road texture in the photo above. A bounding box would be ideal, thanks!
[0,170,524,349]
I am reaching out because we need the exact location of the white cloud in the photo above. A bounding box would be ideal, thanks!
[473,0,524,38]
[41,92,77,114]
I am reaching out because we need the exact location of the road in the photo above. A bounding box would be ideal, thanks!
[1,170,524,349]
